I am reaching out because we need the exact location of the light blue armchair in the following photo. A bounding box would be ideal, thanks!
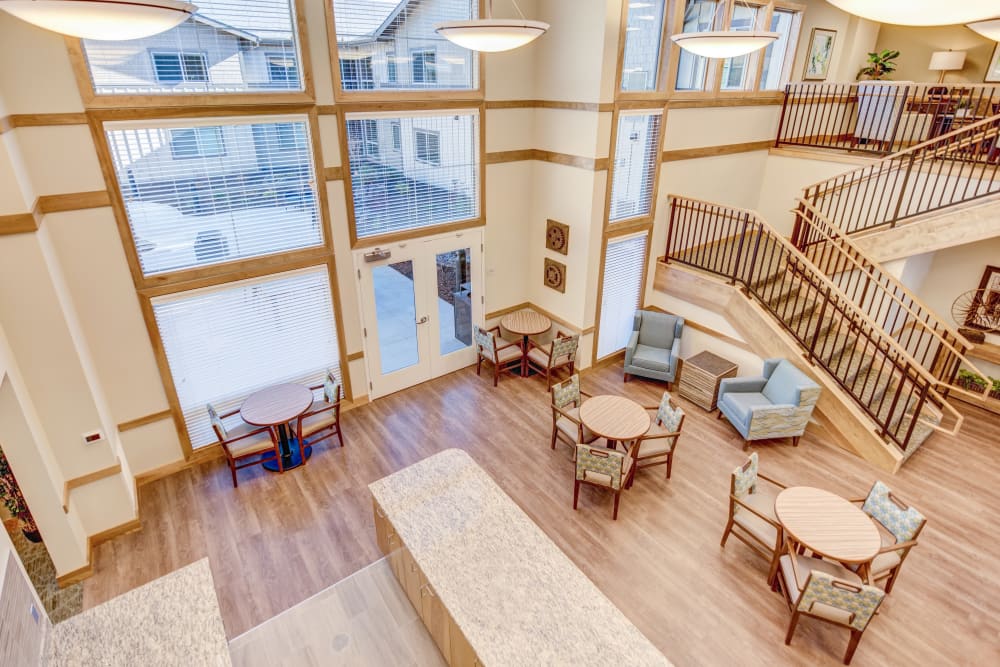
[623,310,684,387]
[716,358,821,451]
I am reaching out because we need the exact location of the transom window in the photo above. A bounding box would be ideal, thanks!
[345,110,480,239]
[105,115,322,276]
[621,0,668,92]
[761,7,801,90]
[332,0,478,92]
[675,0,721,92]
[82,0,303,95]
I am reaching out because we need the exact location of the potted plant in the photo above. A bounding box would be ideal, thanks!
[0,449,40,543]
[857,50,900,81]
[990,377,1000,401]
[955,96,973,118]
[956,368,988,392]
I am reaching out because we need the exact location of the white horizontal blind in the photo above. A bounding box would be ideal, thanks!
[621,0,667,92]
[152,266,342,449]
[82,0,302,95]
[345,110,480,239]
[105,116,322,276]
[333,0,478,91]
[610,111,663,222]
[598,233,649,359]
[761,9,799,90]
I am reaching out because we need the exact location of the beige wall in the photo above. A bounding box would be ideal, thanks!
[791,0,880,83]
[875,25,996,84]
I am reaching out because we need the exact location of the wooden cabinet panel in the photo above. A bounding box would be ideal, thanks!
[373,499,391,556]
[449,621,480,667]
[419,581,451,659]
[401,548,424,612]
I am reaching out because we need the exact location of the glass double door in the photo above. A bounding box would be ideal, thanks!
[356,230,483,398]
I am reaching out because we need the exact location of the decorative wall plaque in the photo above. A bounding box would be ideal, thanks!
[544,258,566,293]
[545,219,570,255]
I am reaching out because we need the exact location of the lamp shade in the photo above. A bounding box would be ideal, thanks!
[0,0,195,40]
[435,19,549,52]
[928,51,967,71]
[967,19,1000,41]
[825,1,996,26]
[671,31,779,59]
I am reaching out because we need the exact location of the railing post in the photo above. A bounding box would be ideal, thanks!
[775,84,791,148]
[901,383,930,453]
[664,197,676,263]
[889,152,918,228]
[806,286,831,363]
[730,212,750,285]
[884,84,910,154]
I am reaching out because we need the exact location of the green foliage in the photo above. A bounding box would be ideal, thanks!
[857,49,900,81]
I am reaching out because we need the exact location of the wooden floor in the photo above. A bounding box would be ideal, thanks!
[84,364,1000,665]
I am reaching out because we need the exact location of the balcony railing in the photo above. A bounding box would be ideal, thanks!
[776,82,1000,156]
[665,195,962,454]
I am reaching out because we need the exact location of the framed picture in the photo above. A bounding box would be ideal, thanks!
[985,43,1000,83]
[803,28,837,81]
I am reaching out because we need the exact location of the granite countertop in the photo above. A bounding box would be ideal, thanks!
[44,559,231,667]
[369,449,671,666]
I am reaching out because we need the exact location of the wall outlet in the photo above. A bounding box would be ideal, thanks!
[81,430,104,445]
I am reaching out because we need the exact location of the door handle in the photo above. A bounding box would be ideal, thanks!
[416,316,429,325]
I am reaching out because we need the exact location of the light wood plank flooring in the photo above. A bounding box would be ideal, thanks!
[84,364,1000,665]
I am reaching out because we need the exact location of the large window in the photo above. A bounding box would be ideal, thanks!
[332,0,478,92]
[152,267,342,449]
[609,111,663,222]
[597,233,649,359]
[82,0,303,95]
[345,110,480,239]
[720,3,762,91]
[621,0,667,92]
[105,116,322,276]
[760,7,800,90]
[675,0,720,92]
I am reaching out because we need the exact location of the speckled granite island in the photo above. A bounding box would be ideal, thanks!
[369,449,670,666]
[44,559,231,667]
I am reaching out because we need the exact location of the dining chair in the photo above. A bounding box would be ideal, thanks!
[208,403,282,488]
[849,480,926,593]
[473,324,523,386]
[720,452,787,584]
[636,391,685,479]
[295,371,345,453]
[573,441,638,520]
[525,331,579,390]
[777,538,886,665]
[550,374,599,453]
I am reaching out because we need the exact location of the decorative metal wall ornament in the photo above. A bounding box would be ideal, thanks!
[545,219,569,255]
[544,258,566,293]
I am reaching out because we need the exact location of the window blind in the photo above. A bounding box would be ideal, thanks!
[152,266,342,449]
[82,0,303,95]
[761,9,799,90]
[333,0,478,91]
[675,0,720,91]
[345,110,480,239]
[105,115,322,276]
[609,111,663,222]
[598,233,649,359]
[621,0,667,92]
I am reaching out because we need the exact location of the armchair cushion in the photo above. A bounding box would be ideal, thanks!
[761,361,806,406]
[719,392,774,428]
[226,432,276,458]
[636,311,679,350]
[631,344,673,373]
[496,344,523,363]
[556,407,598,443]
[733,495,779,545]
[718,376,767,399]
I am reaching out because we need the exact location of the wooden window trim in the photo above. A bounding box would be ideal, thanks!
[64,0,316,108]
[614,0,678,102]
[324,0,486,103]
[603,105,667,230]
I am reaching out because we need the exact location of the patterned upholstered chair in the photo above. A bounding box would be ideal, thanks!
[720,452,788,584]
[778,539,886,665]
[623,310,684,387]
[295,371,345,453]
[573,442,638,520]
[208,403,282,488]
[550,374,599,453]
[474,324,523,386]
[526,331,579,390]
[849,480,926,593]
[716,358,821,450]
[635,392,685,479]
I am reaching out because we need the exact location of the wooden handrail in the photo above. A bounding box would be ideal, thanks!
[667,195,965,440]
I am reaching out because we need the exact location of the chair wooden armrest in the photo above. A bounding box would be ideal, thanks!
[496,339,522,352]
[580,390,592,398]
[876,539,918,554]
[525,338,549,354]
[219,407,242,419]
[226,424,274,444]
[553,404,581,423]
[732,495,781,529]
[847,496,867,504]
[758,473,787,489]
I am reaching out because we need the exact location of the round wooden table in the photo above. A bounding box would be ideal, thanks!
[775,486,881,569]
[241,383,314,472]
[501,309,552,375]
[579,395,651,448]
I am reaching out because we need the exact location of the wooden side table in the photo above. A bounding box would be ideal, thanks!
[678,351,737,411]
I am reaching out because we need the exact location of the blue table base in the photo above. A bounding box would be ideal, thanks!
[263,438,312,472]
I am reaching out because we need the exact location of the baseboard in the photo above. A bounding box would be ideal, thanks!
[56,562,93,588]
[87,518,142,552]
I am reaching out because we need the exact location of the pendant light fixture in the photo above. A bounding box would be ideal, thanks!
[967,19,1000,41]
[671,1,778,59]
[824,1,996,27]
[435,0,548,53]
[0,0,196,41]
